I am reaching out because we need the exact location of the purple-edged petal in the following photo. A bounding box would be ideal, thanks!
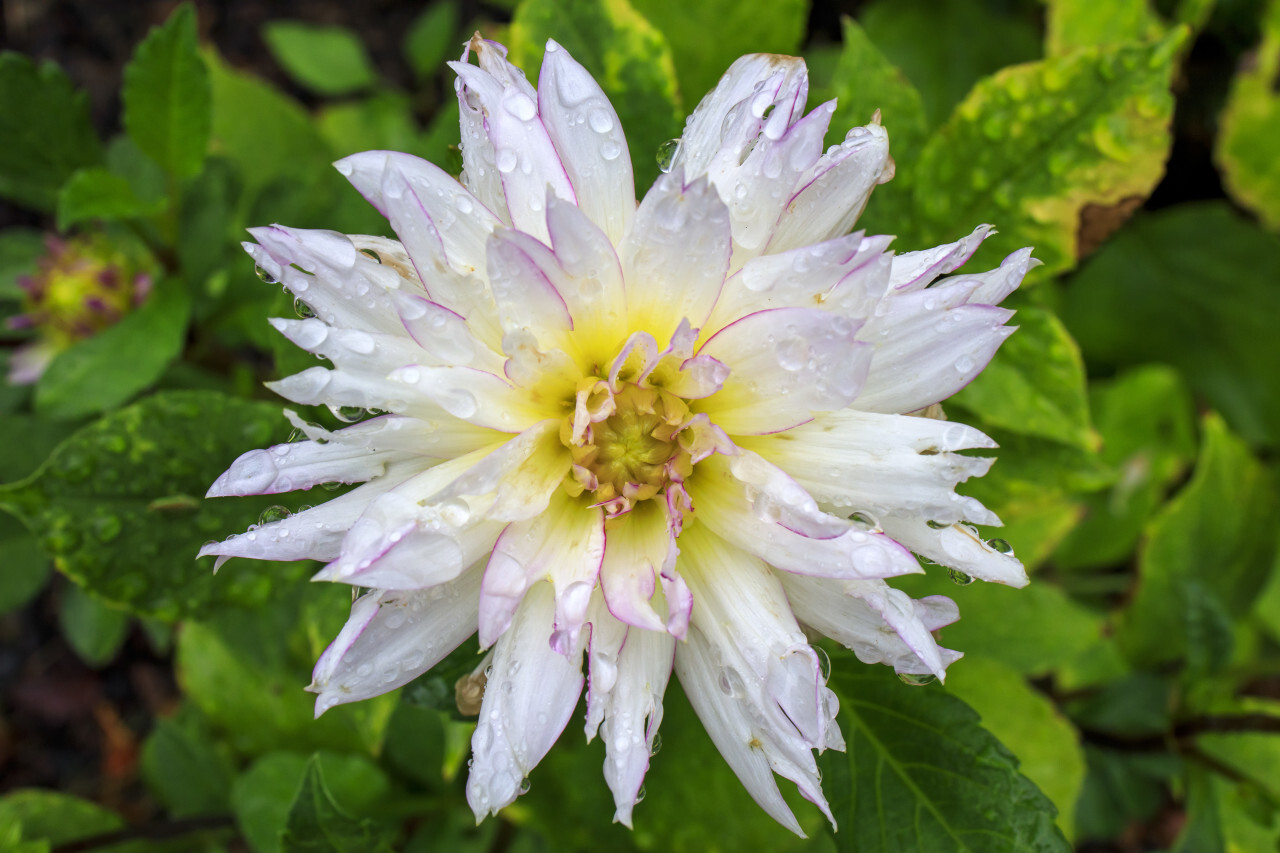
[740,410,1000,525]
[854,282,1016,415]
[309,564,483,715]
[449,61,576,242]
[889,225,992,292]
[880,514,1029,587]
[698,307,870,434]
[538,40,635,245]
[689,453,923,581]
[478,490,605,648]
[766,121,892,254]
[780,574,961,680]
[599,500,677,633]
[387,364,545,432]
[467,581,585,820]
[485,226,575,339]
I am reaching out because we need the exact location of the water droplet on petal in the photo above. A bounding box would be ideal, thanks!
[948,568,975,586]
[898,672,937,687]
[649,732,662,756]
[496,148,518,173]
[260,505,291,525]
[293,298,316,319]
[588,109,614,133]
[656,139,681,173]
[717,667,746,698]
[988,538,1014,555]
[519,776,532,795]
[255,265,276,283]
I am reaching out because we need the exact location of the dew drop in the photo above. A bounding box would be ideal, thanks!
[955,354,975,373]
[255,265,276,283]
[947,568,975,586]
[656,139,681,173]
[634,784,647,804]
[519,776,532,795]
[588,109,614,133]
[988,538,1014,555]
[815,646,832,682]
[496,148,519,173]
[321,481,343,491]
[649,732,662,756]
[600,139,622,161]
[259,505,291,525]
[717,667,746,698]
[293,298,316,319]
[329,405,368,423]
[898,672,937,687]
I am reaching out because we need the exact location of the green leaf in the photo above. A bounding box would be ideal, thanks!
[279,756,393,853]
[56,167,165,231]
[628,0,808,105]
[895,572,1104,676]
[34,276,192,420]
[382,700,447,789]
[1118,414,1279,666]
[1215,0,1280,231]
[943,657,1087,838]
[58,583,130,668]
[1195,698,1280,801]
[0,516,51,615]
[204,49,339,224]
[823,663,1071,853]
[122,3,211,180]
[0,54,102,211]
[951,306,1097,450]
[317,93,451,165]
[141,709,235,818]
[0,790,124,847]
[0,391,309,620]
[509,0,682,190]
[1053,366,1198,571]
[858,0,1041,130]
[404,3,461,81]
[1073,747,1178,842]
[1061,202,1280,448]
[0,229,46,300]
[233,752,391,853]
[912,30,1182,278]
[1044,0,1166,56]
[177,583,398,756]
[820,17,927,235]
[263,22,379,97]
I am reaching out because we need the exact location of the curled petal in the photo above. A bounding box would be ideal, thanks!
[310,564,484,715]
[880,514,1029,587]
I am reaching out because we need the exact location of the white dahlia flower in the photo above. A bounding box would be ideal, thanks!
[201,35,1033,834]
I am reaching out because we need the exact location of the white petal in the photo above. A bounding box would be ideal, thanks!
[592,608,675,827]
[544,196,628,341]
[538,40,635,245]
[739,411,999,525]
[268,317,427,376]
[698,307,870,434]
[245,227,405,336]
[198,460,426,565]
[387,364,545,432]
[889,225,992,292]
[484,226,575,339]
[428,419,570,524]
[674,53,808,182]
[453,38,521,223]
[766,122,892,254]
[309,564,483,715]
[334,151,502,282]
[206,438,395,497]
[449,60,576,242]
[706,231,892,337]
[388,291,506,372]
[689,452,923,581]
[855,282,1016,414]
[620,171,731,345]
[780,574,961,679]
[467,581,585,820]
[478,490,605,648]
[969,247,1038,305]
[880,514,1029,587]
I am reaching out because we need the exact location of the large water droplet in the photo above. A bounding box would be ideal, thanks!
[260,505,291,525]
[504,92,538,122]
[588,109,614,133]
[255,265,276,283]
[988,538,1014,555]
[656,139,681,173]
[330,405,368,423]
[898,672,937,687]
[948,568,975,586]
[293,298,316,319]
[496,148,518,173]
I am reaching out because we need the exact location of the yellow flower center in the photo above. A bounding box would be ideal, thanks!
[561,382,693,508]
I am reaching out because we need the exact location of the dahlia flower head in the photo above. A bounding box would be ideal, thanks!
[202,35,1034,834]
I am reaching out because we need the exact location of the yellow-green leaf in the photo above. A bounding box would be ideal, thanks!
[1216,0,1280,231]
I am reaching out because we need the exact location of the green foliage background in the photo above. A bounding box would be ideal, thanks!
[1,0,1279,851]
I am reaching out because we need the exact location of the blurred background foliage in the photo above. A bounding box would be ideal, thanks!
[0,0,1278,851]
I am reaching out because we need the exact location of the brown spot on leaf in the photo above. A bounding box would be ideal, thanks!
[1077,196,1144,260]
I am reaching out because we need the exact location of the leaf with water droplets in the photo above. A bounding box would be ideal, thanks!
[0,390,311,620]
[508,0,682,189]
[950,307,1098,451]
[910,29,1183,278]
[1215,0,1280,232]
[821,662,1072,853]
